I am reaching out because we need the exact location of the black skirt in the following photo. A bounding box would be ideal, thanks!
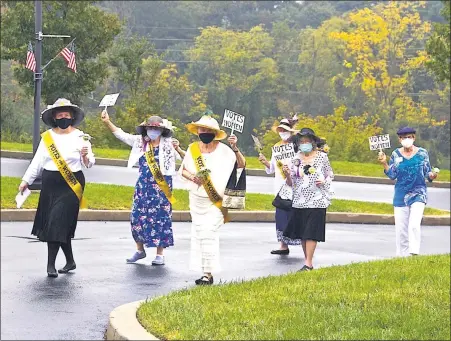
[283,207,327,242]
[32,169,85,243]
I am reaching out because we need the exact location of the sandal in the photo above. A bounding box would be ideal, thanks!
[195,275,214,285]
[298,265,313,272]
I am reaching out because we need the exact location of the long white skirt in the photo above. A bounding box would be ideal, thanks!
[189,193,224,273]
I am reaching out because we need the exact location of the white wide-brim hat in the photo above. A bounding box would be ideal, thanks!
[186,115,227,140]
[271,118,299,133]
[41,98,85,127]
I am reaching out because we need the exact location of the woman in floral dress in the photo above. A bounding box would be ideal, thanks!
[101,110,184,265]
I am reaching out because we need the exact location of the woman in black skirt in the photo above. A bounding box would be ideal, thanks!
[18,98,95,277]
[282,128,334,271]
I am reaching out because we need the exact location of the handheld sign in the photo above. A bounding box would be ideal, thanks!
[251,135,263,152]
[222,108,245,135]
[369,134,391,154]
[99,93,120,110]
[272,143,296,163]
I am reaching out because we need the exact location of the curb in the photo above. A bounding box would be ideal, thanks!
[1,209,449,226]
[105,300,158,341]
[2,150,449,188]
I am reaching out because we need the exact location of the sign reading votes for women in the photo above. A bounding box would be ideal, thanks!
[369,134,391,151]
[272,143,296,161]
[222,109,245,134]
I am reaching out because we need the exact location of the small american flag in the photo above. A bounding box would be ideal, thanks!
[60,41,77,73]
[25,42,36,72]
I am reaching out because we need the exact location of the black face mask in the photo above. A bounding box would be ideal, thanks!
[199,133,215,144]
[55,118,73,129]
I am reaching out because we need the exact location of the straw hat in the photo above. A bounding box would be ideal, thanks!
[186,115,227,140]
[41,98,85,127]
[136,116,171,135]
[271,118,299,134]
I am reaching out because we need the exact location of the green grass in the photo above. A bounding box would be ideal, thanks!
[1,176,448,215]
[2,141,450,181]
[137,254,450,340]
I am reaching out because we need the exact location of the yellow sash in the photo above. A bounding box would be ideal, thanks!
[144,145,176,205]
[41,130,87,209]
[274,142,286,180]
[190,142,229,223]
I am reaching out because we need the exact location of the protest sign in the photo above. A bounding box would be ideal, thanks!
[272,143,296,162]
[221,109,245,135]
[369,134,391,151]
[99,93,120,109]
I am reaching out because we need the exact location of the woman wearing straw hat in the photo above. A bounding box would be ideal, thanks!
[180,111,246,285]
[19,98,95,277]
[258,117,301,255]
[378,127,438,257]
[101,110,183,265]
[282,128,334,271]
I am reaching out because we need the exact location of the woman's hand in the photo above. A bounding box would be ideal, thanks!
[258,153,267,164]
[228,135,238,150]
[377,151,387,164]
[18,181,28,193]
[315,178,325,186]
[429,171,438,180]
[101,109,110,123]
[80,146,89,157]
[192,176,205,186]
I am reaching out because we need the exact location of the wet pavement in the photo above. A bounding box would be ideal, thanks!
[1,221,450,340]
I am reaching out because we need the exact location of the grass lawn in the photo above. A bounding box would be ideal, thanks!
[2,141,450,181]
[1,176,448,215]
[137,254,450,340]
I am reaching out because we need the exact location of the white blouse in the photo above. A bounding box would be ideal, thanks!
[22,129,95,185]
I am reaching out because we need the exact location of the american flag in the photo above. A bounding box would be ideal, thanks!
[60,41,77,73]
[25,42,36,72]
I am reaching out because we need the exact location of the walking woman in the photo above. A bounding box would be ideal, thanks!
[282,128,334,271]
[378,127,438,256]
[258,117,301,254]
[101,110,183,265]
[19,98,95,277]
[179,113,246,285]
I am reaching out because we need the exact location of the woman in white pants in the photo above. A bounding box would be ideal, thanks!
[378,127,438,256]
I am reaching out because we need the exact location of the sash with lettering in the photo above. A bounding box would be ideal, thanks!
[190,142,229,223]
[41,130,87,209]
[144,145,176,205]
[274,141,286,179]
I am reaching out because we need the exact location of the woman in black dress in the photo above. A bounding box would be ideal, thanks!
[19,98,95,277]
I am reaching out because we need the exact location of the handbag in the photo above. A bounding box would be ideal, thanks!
[272,185,292,210]
[222,163,246,210]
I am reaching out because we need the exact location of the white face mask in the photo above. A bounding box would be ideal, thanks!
[279,132,291,141]
[401,138,414,148]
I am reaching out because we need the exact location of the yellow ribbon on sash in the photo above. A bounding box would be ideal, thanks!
[41,130,87,209]
[144,145,176,205]
[190,142,229,223]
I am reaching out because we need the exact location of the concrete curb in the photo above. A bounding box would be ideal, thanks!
[1,209,449,226]
[105,300,158,341]
[2,150,449,188]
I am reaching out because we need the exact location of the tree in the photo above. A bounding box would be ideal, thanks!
[1,1,122,104]
[426,0,450,82]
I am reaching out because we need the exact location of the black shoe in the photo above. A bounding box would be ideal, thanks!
[270,248,290,255]
[298,265,313,272]
[58,263,76,274]
[195,275,214,285]
[47,270,58,278]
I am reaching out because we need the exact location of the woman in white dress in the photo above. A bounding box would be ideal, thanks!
[18,98,95,277]
[179,113,246,285]
[258,117,301,255]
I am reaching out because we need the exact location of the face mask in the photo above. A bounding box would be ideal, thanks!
[55,118,73,129]
[147,129,162,140]
[299,143,313,153]
[279,132,291,141]
[199,133,215,144]
[401,138,414,148]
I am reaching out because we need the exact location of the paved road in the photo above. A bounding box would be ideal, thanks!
[1,221,449,340]
[2,157,450,210]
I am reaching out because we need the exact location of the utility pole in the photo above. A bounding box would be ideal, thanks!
[29,0,71,190]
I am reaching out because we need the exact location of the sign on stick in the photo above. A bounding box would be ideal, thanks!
[369,134,391,151]
[99,93,120,108]
[272,143,296,162]
[222,109,245,135]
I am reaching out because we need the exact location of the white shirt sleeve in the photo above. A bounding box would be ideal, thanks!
[22,139,45,185]
[81,139,95,169]
[113,128,139,147]
[265,154,276,175]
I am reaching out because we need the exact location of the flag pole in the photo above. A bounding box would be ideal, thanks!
[41,37,75,71]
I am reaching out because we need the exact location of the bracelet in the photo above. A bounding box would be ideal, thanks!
[233,149,239,153]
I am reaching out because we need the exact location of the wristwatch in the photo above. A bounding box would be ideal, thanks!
[233,148,239,153]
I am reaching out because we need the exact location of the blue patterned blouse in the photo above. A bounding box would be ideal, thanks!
[384,147,433,207]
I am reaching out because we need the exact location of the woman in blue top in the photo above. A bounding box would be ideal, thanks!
[378,127,438,256]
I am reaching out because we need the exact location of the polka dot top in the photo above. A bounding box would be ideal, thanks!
[290,151,334,208]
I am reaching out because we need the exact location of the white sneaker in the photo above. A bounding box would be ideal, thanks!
[151,255,165,266]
